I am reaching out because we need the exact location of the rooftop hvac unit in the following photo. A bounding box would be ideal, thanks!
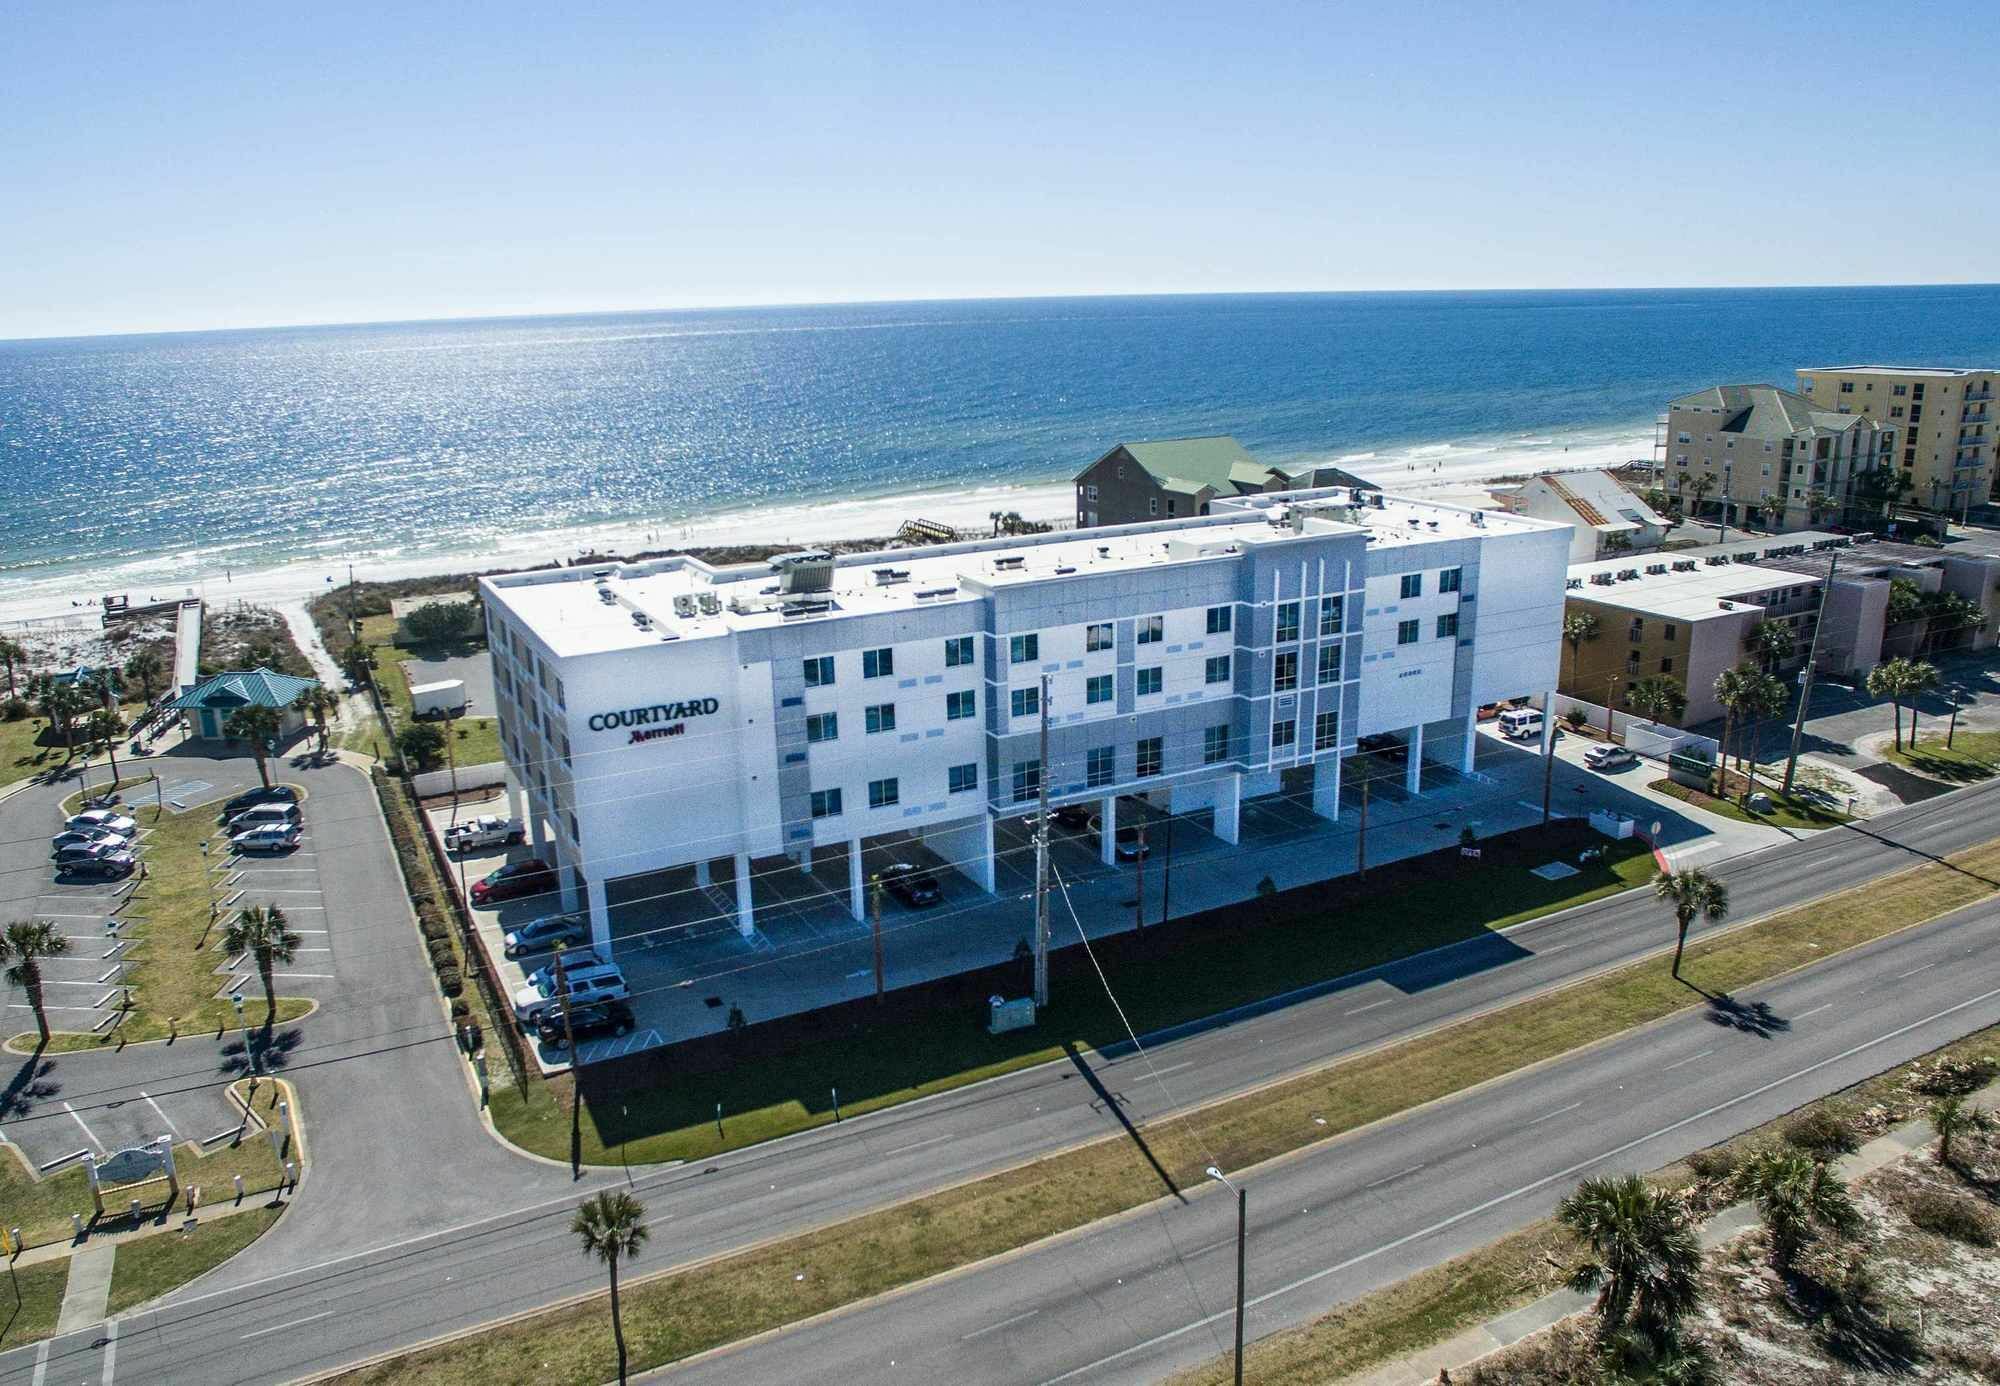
[672,594,697,618]
[770,550,836,593]
[1370,492,1386,508]
[1566,577,1583,589]
[872,567,911,586]
[1672,560,1697,572]
[697,592,721,615]
[914,586,957,601]
[992,555,1026,571]
[1617,568,1640,580]
[1645,564,1667,575]
[1591,572,1616,585]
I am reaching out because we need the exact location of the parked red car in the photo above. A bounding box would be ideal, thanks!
[470,858,557,906]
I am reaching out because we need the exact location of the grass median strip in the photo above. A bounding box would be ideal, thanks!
[105,1205,285,1316]
[333,834,2000,1386]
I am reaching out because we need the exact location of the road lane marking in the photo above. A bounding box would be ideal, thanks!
[1794,1003,1833,1019]
[1898,963,1937,978]
[884,1134,953,1157]
[1363,1162,1425,1189]
[241,1309,333,1340]
[63,1103,105,1155]
[1525,1102,1582,1126]
[1346,999,1394,1016]
[1040,980,2000,1385]
[139,1091,179,1138]
[1661,1049,1714,1072]
[961,1308,1040,1340]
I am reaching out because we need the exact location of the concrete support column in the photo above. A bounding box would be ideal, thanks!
[1311,754,1342,821]
[733,852,755,938]
[1540,688,1557,757]
[848,837,866,922]
[694,858,711,888]
[975,813,996,893]
[557,862,580,914]
[527,804,545,853]
[1405,724,1424,795]
[790,844,814,877]
[586,876,610,954]
[504,772,525,826]
[1460,704,1479,775]
[1212,773,1242,844]
[1099,794,1118,866]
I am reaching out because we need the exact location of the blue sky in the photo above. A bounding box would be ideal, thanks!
[5,0,1995,339]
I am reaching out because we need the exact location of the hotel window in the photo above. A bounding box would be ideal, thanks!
[560,733,572,768]
[1012,760,1041,802]
[949,763,978,794]
[1086,483,1099,500]
[1137,614,1164,644]
[1677,431,1692,445]
[1319,596,1344,636]
[553,676,566,709]
[1276,601,1300,642]
[1314,710,1339,752]
[1203,724,1230,765]
[1086,622,1113,652]
[1317,645,1340,684]
[1893,384,1907,397]
[1086,674,1114,704]
[1149,497,1158,515]
[1271,718,1297,750]
[806,712,839,743]
[1400,573,1422,599]
[1664,624,1677,641]
[804,655,835,687]
[1273,651,1298,692]
[1438,567,1462,594]
[1086,745,1116,788]
[1660,657,1675,674]
[1136,737,1163,777]
[567,812,580,842]
[1840,381,1854,393]
[1205,655,1231,685]
[1628,618,1644,642]
[865,703,897,734]
[1397,619,1420,645]
[868,777,899,809]
[944,635,975,667]
[1010,633,1039,664]
[1436,612,1459,639]
[1010,686,1040,718]
[1205,605,1233,635]
[811,788,843,819]
[863,647,894,679]
[1136,667,1163,696]
[946,689,976,720]
[1626,652,1641,674]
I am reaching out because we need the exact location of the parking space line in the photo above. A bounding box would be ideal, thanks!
[140,1090,180,1138]
[63,1102,106,1155]
[267,972,336,980]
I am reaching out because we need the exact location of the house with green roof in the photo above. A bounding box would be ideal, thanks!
[1074,436,1294,528]
[1662,383,1893,532]
[167,666,319,743]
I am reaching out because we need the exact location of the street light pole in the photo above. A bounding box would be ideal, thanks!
[1781,549,1839,797]
[1159,809,1174,928]
[1032,673,1051,1010]
[1947,683,1962,749]
[1205,1166,1247,1386]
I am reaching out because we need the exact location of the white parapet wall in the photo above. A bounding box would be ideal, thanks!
[409,761,508,798]
[1536,693,1719,762]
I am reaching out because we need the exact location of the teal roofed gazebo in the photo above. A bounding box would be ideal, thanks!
[167,667,319,743]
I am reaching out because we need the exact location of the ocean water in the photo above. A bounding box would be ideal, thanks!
[4,286,1999,594]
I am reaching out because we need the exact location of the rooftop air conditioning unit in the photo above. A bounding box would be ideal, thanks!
[1646,564,1667,575]
[992,555,1026,571]
[873,567,911,586]
[770,551,836,593]
[697,593,721,615]
[672,594,697,618]
[1566,578,1583,589]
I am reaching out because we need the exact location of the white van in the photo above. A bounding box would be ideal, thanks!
[1497,707,1544,741]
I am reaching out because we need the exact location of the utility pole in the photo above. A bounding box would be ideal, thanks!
[1781,549,1838,796]
[1356,774,1369,877]
[1718,462,1732,542]
[1947,683,1962,749]
[1541,729,1556,823]
[346,563,358,641]
[1133,825,1147,932]
[1159,810,1174,927]
[869,874,884,1003]
[1032,673,1051,1011]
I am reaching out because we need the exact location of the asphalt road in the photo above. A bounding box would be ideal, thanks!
[656,884,2000,1385]
[3,780,1984,1384]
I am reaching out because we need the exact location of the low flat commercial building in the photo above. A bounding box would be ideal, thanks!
[1505,471,1670,562]
[481,488,1570,956]
[1796,366,1996,514]
[1659,383,1891,531]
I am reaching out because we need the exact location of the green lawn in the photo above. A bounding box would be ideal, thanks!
[0,1258,70,1351]
[490,827,1659,1167]
[335,834,2000,1386]
[105,1205,285,1315]
[19,778,313,1050]
[352,614,501,768]
[1,702,149,784]
[1647,775,1852,828]
[1890,730,2000,783]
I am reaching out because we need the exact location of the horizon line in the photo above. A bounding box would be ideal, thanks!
[5,279,1999,348]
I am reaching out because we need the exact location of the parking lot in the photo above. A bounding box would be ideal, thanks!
[431,731,1705,1056]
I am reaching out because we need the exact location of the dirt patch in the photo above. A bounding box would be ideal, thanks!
[1856,761,1960,804]
[199,603,313,679]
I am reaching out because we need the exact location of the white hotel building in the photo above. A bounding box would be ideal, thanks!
[480,488,1571,956]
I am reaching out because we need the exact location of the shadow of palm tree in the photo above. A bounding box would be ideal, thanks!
[0,1052,61,1120]
[216,1026,303,1077]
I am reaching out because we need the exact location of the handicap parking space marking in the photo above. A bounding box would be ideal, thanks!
[578,1029,664,1064]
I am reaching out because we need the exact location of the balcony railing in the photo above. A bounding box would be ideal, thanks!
[1965,389,1994,402]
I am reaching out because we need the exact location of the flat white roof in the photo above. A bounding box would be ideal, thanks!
[487,488,1557,660]
[1801,364,1994,378]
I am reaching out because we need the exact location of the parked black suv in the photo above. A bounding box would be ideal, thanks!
[219,785,300,818]
[535,1000,636,1049]
[877,862,942,907]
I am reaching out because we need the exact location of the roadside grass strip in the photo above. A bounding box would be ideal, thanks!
[20,782,313,1051]
[329,837,2000,1386]
[0,1258,71,1350]
[103,1205,286,1317]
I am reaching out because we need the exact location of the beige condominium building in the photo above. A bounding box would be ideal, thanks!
[1796,366,1997,515]
[1659,384,1889,533]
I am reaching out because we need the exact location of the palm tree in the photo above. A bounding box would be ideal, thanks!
[1735,1146,1860,1273]
[1928,1093,1992,1169]
[1756,491,1784,532]
[1559,1174,1704,1351]
[1,919,72,1047]
[1654,868,1727,981]
[223,904,301,1023]
[338,642,378,689]
[293,685,337,753]
[573,1191,649,1385]
[1901,657,1941,745]
[1804,488,1833,527]
[1682,472,1716,520]
[1562,611,1600,686]
[224,704,283,788]
[1711,665,1755,791]
[38,681,93,757]
[1627,674,1687,728]
[122,649,165,703]
[1723,668,1786,793]
[1744,620,1794,674]
[1865,658,1920,751]
[85,708,125,789]
[0,636,24,699]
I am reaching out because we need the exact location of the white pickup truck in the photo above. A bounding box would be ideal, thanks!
[443,815,525,852]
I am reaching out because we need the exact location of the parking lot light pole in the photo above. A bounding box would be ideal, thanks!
[869,874,885,1004]
[1205,1166,1247,1386]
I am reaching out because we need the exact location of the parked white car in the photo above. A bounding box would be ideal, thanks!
[444,815,525,852]
[232,823,302,853]
[67,809,138,838]
[1585,744,1640,771]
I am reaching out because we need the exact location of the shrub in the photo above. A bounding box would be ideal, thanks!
[1906,1190,1995,1246]
[1782,1108,1860,1157]
[437,967,463,998]
[1,697,28,722]
[450,998,471,1021]
[1905,1053,1999,1097]
[419,917,449,943]
[1563,706,1588,729]
[428,939,455,968]
[395,722,447,771]
[1685,1146,1739,1181]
